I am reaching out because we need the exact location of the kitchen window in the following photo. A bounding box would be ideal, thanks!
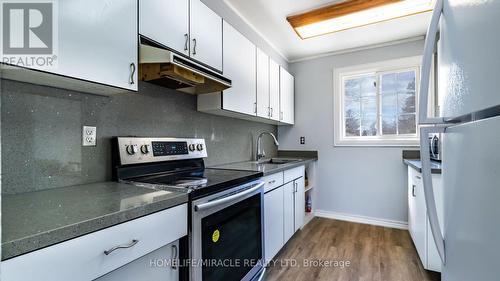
[334,56,425,146]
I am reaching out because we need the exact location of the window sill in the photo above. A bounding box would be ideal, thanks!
[334,138,420,147]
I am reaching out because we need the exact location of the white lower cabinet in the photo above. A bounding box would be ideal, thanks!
[264,185,285,263]
[263,166,305,263]
[283,181,295,242]
[407,166,443,272]
[1,204,187,281]
[96,240,179,281]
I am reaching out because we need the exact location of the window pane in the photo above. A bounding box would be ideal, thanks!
[361,97,377,115]
[398,92,416,114]
[382,115,397,135]
[345,75,376,99]
[361,114,377,136]
[397,71,416,91]
[344,98,360,136]
[381,73,397,93]
[382,93,397,116]
[398,114,416,134]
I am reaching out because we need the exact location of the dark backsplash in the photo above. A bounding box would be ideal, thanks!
[1,79,277,194]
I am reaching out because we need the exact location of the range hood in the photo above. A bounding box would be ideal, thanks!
[139,40,231,94]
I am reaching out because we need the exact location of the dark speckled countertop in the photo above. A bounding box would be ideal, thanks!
[403,159,442,174]
[1,182,188,260]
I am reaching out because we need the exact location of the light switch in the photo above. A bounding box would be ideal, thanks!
[82,126,97,146]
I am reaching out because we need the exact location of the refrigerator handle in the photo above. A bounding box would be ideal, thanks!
[420,125,447,264]
[419,0,444,125]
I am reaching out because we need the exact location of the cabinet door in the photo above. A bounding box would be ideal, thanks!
[190,0,222,71]
[269,59,280,121]
[279,67,294,124]
[222,21,256,116]
[139,0,189,56]
[294,177,305,232]
[408,167,417,241]
[56,0,137,90]
[283,182,295,242]
[413,172,427,266]
[264,186,284,263]
[256,48,270,119]
[96,241,179,281]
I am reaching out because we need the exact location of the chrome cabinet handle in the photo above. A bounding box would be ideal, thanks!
[280,111,283,121]
[184,33,189,52]
[419,0,444,125]
[171,244,178,270]
[192,38,197,55]
[412,185,416,197]
[104,239,139,255]
[415,175,422,180]
[294,182,298,193]
[268,179,276,185]
[254,102,257,114]
[270,107,273,118]
[129,63,136,85]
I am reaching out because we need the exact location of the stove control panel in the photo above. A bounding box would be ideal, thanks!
[117,137,207,165]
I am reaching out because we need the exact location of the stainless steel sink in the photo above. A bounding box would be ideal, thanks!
[256,158,302,165]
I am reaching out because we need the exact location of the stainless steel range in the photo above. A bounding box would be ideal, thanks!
[113,137,265,281]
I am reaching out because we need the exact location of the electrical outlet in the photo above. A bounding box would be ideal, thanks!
[300,137,305,145]
[82,126,97,146]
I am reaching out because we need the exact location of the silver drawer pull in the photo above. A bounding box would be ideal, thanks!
[104,239,139,255]
[415,175,422,179]
[171,245,178,269]
[268,180,276,184]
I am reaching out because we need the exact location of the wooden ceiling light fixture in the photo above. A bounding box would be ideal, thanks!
[287,0,434,39]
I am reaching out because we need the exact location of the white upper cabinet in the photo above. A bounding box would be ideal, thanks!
[256,48,270,118]
[279,67,295,125]
[222,21,256,116]
[190,0,223,71]
[139,0,189,56]
[56,0,138,91]
[269,59,280,121]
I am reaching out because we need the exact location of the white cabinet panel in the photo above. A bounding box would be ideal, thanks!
[279,67,294,124]
[1,204,187,281]
[256,48,270,119]
[222,21,256,116]
[264,186,284,263]
[269,59,280,121]
[189,0,222,71]
[294,176,305,232]
[96,241,179,281]
[55,0,137,90]
[139,0,189,55]
[283,182,295,242]
[407,166,443,272]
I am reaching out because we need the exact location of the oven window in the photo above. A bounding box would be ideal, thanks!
[201,194,262,281]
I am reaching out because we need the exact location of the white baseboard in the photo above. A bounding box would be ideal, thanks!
[315,210,408,230]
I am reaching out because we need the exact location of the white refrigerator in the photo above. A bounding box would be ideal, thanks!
[419,0,500,280]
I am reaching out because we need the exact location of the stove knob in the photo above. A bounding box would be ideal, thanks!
[196,144,204,151]
[140,145,150,154]
[189,144,196,152]
[126,144,137,155]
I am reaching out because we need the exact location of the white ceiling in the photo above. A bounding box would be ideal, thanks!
[224,0,432,62]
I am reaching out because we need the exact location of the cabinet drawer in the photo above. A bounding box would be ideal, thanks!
[263,172,284,193]
[284,165,305,183]
[2,204,187,281]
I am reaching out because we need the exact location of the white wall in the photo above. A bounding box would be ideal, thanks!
[278,39,425,224]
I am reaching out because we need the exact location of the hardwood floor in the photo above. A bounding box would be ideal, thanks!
[264,218,441,281]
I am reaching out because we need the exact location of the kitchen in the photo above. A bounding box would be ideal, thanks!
[0,0,499,281]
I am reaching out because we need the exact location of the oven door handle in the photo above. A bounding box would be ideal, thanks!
[194,182,264,212]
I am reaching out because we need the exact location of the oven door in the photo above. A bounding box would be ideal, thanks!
[191,181,265,281]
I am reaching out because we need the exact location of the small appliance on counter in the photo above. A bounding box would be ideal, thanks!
[428,133,442,162]
[112,137,265,281]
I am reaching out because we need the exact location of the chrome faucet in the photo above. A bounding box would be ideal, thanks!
[256,132,279,161]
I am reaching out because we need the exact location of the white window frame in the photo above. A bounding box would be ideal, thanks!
[334,56,430,147]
